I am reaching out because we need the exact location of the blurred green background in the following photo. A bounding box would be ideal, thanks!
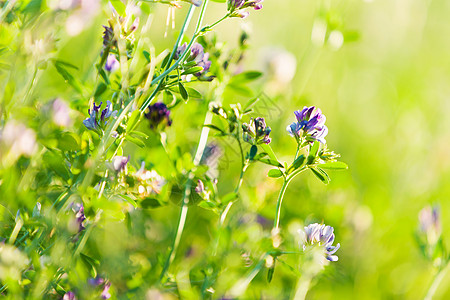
[2,0,450,299]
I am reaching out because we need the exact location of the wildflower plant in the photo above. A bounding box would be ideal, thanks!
[0,0,350,299]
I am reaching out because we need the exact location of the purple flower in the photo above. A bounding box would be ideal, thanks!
[175,43,212,77]
[83,101,117,133]
[229,0,245,9]
[88,278,111,299]
[194,179,205,194]
[242,117,271,145]
[101,282,111,299]
[189,43,212,76]
[190,0,202,7]
[63,291,77,300]
[144,102,172,130]
[174,43,187,60]
[300,223,340,262]
[69,203,85,234]
[287,106,328,144]
[112,156,129,172]
[128,18,139,33]
[419,205,441,245]
[102,23,114,48]
[229,0,263,17]
[105,54,119,72]
[52,99,72,127]
[88,277,105,286]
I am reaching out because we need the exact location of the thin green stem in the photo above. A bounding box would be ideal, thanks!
[293,274,313,300]
[272,164,307,230]
[294,144,301,160]
[23,67,38,104]
[159,111,213,281]
[273,178,290,230]
[229,253,269,297]
[424,262,450,300]
[159,2,215,281]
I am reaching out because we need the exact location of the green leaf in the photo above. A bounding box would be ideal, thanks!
[319,161,348,170]
[141,198,165,209]
[98,68,111,85]
[244,96,260,111]
[163,90,175,104]
[130,131,148,139]
[169,86,202,99]
[249,145,258,159]
[230,71,263,84]
[260,144,280,164]
[126,110,142,133]
[186,87,202,99]
[57,132,81,152]
[198,200,219,212]
[161,52,171,69]
[287,155,306,174]
[307,141,320,164]
[94,82,107,97]
[80,253,99,278]
[267,263,275,283]
[117,194,138,208]
[181,66,204,75]
[204,124,226,135]
[53,61,82,93]
[44,152,71,182]
[52,59,78,70]
[252,152,268,161]
[143,50,151,63]
[258,158,283,168]
[178,82,189,101]
[226,82,253,97]
[310,167,330,184]
[125,135,146,148]
[222,192,238,204]
[268,169,283,178]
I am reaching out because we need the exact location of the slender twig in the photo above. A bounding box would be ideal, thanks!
[159,110,213,281]
[273,178,290,230]
[424,262,450,300]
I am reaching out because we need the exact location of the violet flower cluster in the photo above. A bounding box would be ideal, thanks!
[287,106,328,144]
[419,205,441,245]
[112,155,129,173]
[144,102,172,130]
[175,42,211,77]
[228,0,263,18]
[83,101,116,134]
[105,54,119,72]
[242,117,271,145]
[300,223,340,262]
[89,277,111,299]
[69,203,85,234]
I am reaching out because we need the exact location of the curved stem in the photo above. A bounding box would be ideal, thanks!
[273,178,290,230]
[293,274,313,300]
[272,166,307,230]
[159,110,213,281]
[229,253,269,298]
[424,262,450,300]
